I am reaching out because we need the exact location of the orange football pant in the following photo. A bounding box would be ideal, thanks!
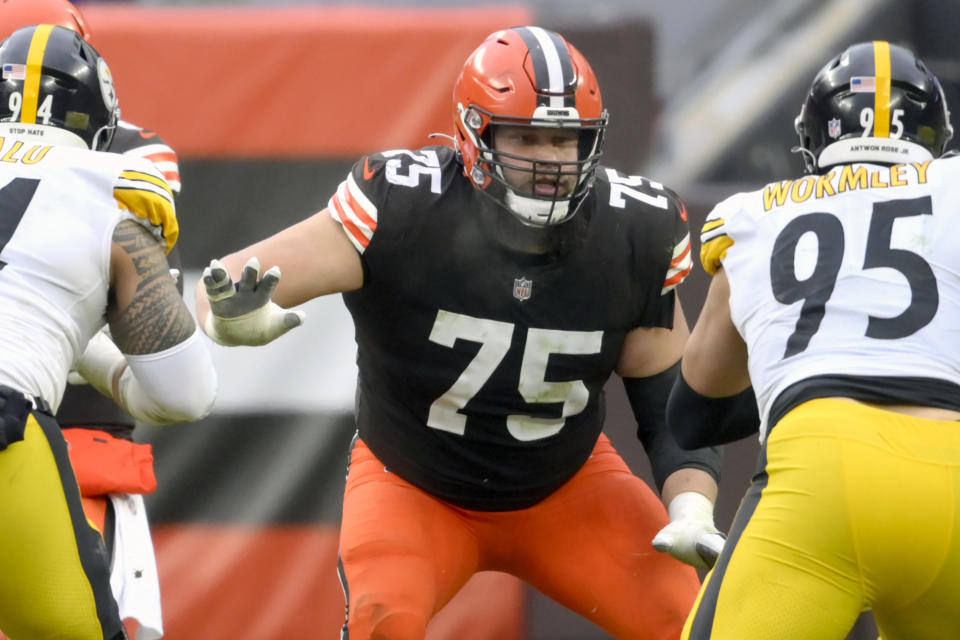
[339,434,700,640]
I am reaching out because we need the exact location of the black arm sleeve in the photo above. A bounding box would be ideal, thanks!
[666,371,760,449]
[623,361,722,492]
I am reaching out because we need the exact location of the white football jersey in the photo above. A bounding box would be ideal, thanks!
[0,135,177,412]
[701,156,960,438]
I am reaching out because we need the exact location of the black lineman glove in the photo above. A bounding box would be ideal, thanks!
[201,257,305,346]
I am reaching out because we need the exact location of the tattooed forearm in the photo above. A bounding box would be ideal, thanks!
[110,219,195,354]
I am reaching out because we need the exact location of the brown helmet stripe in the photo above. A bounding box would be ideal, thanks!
[513,26,575,108]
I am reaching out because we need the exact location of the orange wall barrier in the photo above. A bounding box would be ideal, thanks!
[82,4,533,158]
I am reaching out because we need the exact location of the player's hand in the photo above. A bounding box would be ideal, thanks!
[202,257,305,346]
[652,491,725,571]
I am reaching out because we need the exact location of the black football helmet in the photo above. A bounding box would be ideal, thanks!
[0,24,118,150]
[794,40,952,173]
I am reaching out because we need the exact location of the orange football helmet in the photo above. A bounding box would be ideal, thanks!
[453,26,608,226]
[0,0,91,41]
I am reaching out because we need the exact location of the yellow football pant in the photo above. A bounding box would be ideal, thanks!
[0,410,122,639]
[683,398,960,640]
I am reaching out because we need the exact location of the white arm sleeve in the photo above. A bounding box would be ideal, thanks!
[76,328,218,425]
[116,329,218,425]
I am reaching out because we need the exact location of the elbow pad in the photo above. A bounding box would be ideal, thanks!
[666,372,759,449]
[117,329,218,425]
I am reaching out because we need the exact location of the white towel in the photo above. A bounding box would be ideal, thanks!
[109,493,164,640]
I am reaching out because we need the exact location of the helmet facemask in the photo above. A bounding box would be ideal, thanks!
[459,104,606,227]
[453,26,608,229]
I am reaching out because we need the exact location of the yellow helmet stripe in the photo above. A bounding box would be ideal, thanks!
[873,40,892,138]
[22,25,55,125]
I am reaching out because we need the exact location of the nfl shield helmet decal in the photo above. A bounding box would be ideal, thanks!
[513,276,532,301]
[828,117,842,139]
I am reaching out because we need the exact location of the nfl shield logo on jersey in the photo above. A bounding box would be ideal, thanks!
[513,276,533,301]
[828,117,842,139]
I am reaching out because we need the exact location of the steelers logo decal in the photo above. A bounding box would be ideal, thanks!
[97,57,118,112]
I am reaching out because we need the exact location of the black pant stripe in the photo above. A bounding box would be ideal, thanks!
[688,440,770,638]
[33,410,123,639]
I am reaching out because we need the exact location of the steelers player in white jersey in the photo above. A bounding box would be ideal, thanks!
[0,3,185,638]
[667,41,960,639]
[0,25,216,640]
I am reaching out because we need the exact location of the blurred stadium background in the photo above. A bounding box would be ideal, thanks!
[67,0,960,637]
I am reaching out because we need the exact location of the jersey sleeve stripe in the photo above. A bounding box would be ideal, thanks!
[125,142,175,156]
[158,172,182,192]
[335,181,377,233]
[701,218,725,232]
[141,160,180,191]
[119,142,181,193]
[661,232,693,294]
[146,159,178,172]
[114,182,174,209]
[118,170,174,201]
[329,183,373,253]
[669,234,691,266]
[344,173,378,227]
[329,173,379,252]
[329,194,370,251]
[661,263,692,294]
[344,188,378,232]
[140,151,177,164]
[700,227,728,245]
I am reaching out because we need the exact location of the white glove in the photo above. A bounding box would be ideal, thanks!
[652,491,725,571]
[202,257,305,346]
